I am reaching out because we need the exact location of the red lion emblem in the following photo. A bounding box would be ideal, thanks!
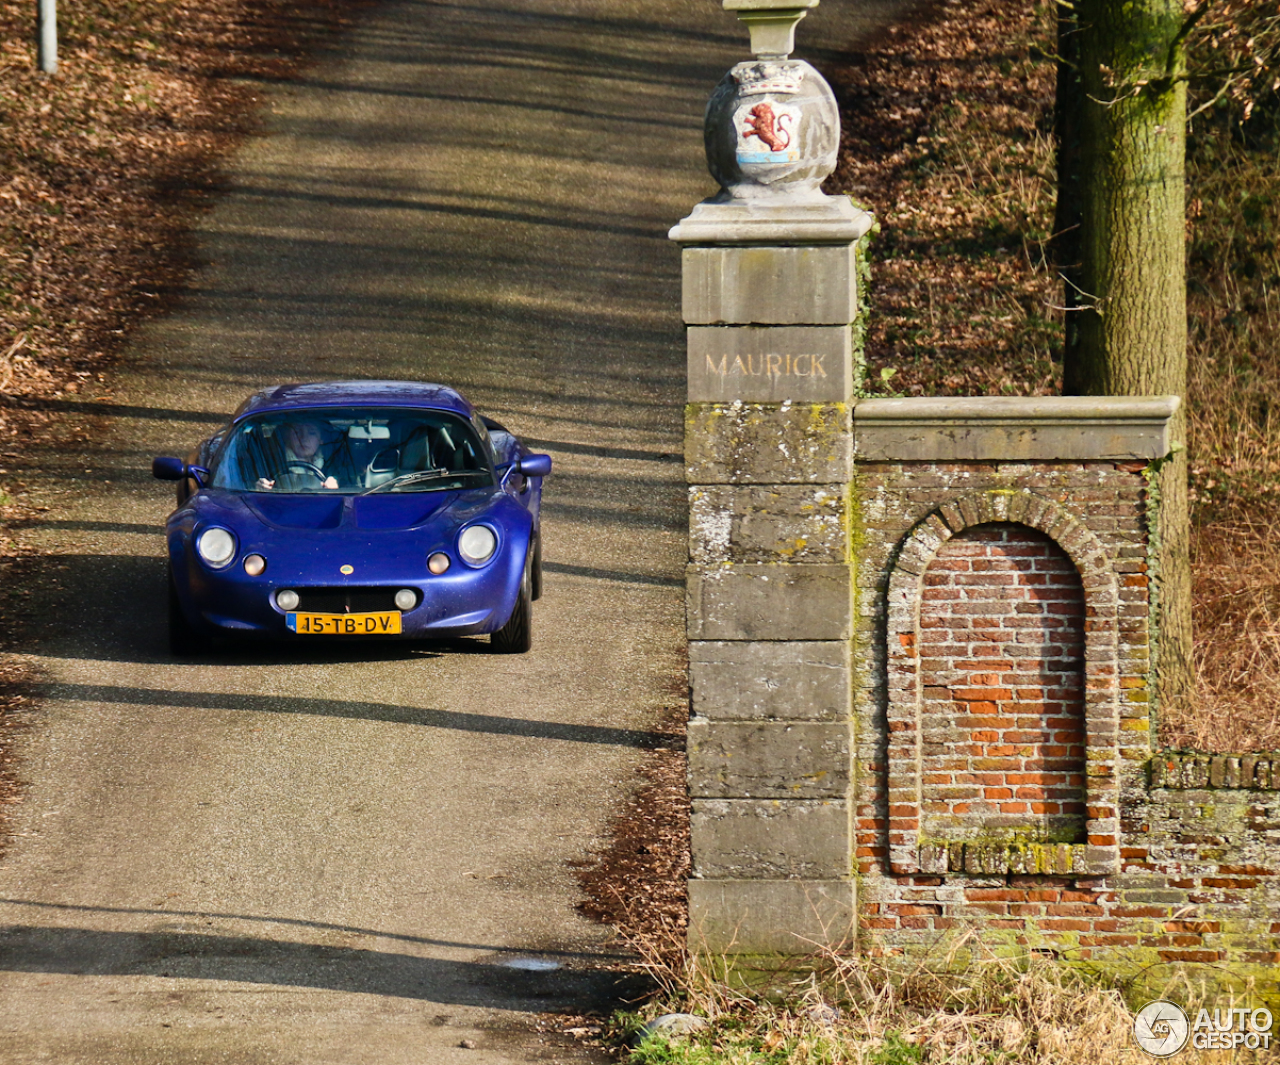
[743,103,792,152]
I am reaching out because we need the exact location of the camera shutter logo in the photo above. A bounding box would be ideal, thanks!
[1134,1001,1190,1057]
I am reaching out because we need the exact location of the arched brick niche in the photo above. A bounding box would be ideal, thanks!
[918,524,1087,845]
[885,491,1121,876]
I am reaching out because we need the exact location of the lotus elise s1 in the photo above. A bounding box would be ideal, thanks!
[152,381,551,655]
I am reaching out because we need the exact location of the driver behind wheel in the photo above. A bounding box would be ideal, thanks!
[256,419,340,490]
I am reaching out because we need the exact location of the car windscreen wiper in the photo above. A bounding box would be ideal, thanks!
[359,468,455,495]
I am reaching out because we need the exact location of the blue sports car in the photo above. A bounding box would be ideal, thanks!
[152,381,551,655]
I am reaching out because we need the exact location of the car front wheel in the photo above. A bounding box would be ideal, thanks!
[490,550,532,654]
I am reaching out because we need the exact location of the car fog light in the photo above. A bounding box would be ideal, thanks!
[427,552,450,575]
[196,527,236,567]
[276,589,300,612]
[243,554,266,576]
[394,588,417,611]
[458,525,496,565]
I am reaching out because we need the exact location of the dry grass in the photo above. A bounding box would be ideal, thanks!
[1177,522,1280,750]
[1171,99,1280,751]
[620,930,1271,1064]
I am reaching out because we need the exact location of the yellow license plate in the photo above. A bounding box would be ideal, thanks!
[287,611,402,636]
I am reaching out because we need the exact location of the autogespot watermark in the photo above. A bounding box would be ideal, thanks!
[1133,1000,1274,1056]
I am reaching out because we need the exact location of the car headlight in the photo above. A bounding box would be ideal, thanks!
[276,589,300,611]
[457,525,497,565]
[196,527,237,568]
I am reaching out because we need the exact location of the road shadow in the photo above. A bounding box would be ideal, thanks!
[44,681,674,749]
[0,898,636,960]
[0,923,649,1011]
[3,552,672,749]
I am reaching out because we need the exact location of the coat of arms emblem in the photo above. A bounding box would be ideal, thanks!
[734,98,802,164]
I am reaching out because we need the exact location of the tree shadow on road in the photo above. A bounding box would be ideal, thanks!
[0,921,649,1011]
[44,680,674,749]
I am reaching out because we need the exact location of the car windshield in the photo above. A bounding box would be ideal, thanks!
[210,407,495,494]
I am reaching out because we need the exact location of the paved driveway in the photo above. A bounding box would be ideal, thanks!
[0,1,906,1061]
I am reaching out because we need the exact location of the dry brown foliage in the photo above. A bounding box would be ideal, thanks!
[0,0,374,408]
[826,0,1061,399]
[0,659,37,855]
[572,699,690,951]
[825,0,1280,753]
[1187,0,1280,121]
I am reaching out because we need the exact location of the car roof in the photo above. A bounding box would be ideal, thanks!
[230,381,476,422]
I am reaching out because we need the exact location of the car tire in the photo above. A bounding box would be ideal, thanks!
[531,529,543,601]
[168,568,200,657]
[490,551,532,654]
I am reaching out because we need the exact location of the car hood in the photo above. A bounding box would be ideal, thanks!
[243,492,460,531]
[185,486,506,537]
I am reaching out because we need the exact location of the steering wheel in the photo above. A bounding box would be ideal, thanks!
[285,460,326,482]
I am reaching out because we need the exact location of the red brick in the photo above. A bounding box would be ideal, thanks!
[1046,904,1105,917]
[1113,905,1173,919]
[966,889,1026,902]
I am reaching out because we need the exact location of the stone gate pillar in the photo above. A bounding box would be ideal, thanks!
[670,0,872,954]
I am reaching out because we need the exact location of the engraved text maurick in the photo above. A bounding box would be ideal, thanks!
[704,351,828,379]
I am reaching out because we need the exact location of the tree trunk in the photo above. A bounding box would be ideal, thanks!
[1064,0,1191,712]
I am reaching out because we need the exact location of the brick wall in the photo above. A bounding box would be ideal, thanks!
[918,524,1087,847]
[874,470,1138,878]
[852,457,1280,1004]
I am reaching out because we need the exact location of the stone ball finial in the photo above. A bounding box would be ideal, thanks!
[704,58,839,202]
[705,0,837,202]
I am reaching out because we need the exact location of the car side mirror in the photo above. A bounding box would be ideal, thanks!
[152,456,186,480]
[518,454,552,478]
[152,457,209,487]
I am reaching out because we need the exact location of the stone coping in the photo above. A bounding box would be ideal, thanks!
[1151,750,1280,790]
[724,0,820,11]
[854,395,1180,462]
[669,196,873,246]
